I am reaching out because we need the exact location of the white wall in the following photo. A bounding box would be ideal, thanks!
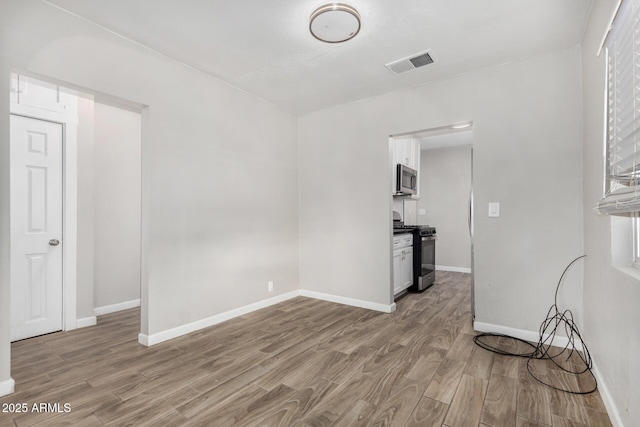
[581,1,640,425]
[299,47,584,331]
[77,98,142,316]
[418,145,472,271]
[93,102,141,309]
[76,95,96,320]
[0,72,8,393]
[0,0,300,387]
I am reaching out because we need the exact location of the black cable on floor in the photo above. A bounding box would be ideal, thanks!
[473,255,597,394]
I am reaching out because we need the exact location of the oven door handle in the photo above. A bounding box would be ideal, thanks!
[421,235,437,241]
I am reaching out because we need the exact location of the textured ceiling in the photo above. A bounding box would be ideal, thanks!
[44,0,594,114]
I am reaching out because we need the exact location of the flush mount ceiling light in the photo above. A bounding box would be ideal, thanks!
[450,122,472,130]
[309,3,361,43]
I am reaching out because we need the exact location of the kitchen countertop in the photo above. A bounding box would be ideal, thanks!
[393,228,416,235]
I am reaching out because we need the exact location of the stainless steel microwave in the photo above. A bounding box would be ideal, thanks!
[396,164,417,195]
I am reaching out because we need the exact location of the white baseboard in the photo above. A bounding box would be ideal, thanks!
[138,291,300,347]
[0,378,15,397]
[137,333,150,347]
[76,316,97,328]
[473,321,583,351]
[138,289,397,347]
[94,299,141,316]
[299,290,396,314]
[591,360,625,427]
[436,265,472,273]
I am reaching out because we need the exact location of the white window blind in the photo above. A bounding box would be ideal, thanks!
[597,0,640,214]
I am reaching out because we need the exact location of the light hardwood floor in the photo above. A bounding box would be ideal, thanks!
[0,272,611,426]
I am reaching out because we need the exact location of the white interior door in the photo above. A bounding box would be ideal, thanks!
[10,114,64,341]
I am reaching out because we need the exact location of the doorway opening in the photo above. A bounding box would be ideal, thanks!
[389,123,475,316]
[9,73,144,342]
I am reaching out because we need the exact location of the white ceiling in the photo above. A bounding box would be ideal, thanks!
[44,0,594,114]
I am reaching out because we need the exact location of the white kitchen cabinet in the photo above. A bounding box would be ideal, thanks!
[400,246,413,289]
[10,73,18,105]
[393,138,420,169]
[393,249,402,295]
[393,233,414,296]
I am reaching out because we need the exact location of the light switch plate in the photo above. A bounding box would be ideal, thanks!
[488,202,500,217]
[418,209,426,216]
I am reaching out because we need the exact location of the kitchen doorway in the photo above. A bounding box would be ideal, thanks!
[390,123,475,317]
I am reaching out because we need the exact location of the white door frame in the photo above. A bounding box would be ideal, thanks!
[10,103,78,333]
[388,122,474,310]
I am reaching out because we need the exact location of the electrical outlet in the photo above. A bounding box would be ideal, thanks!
[488,202,500,218]
[268,281,274,292]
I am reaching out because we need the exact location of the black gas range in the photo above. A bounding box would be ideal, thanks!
[393,224,436,236]
[393,224,437,292]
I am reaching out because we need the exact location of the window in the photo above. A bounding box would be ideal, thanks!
[597,0,640,214]
[598,0,640,272]
[634,213,640,267]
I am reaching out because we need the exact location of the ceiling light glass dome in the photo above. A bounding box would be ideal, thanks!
[309,3,361,43]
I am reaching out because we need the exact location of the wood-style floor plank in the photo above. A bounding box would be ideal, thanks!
[405,396,449,427]
[423,358,467,404]
[517,416,552,427]
[465,343,495,380]
[364,377,426,426]
[0,271,611,426]
[443,374,487,427]
[481,374,518,427]
[491,352,522,380]
[405,345,446,383]
[254,377,338,426]
[517,374,554,426]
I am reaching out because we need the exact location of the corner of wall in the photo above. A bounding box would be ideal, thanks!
[0,378,15,398]
[591,359,626,427]
[140,291,300,346]
[76,317,97,328]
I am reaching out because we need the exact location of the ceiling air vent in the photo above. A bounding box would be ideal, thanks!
[385,50,434,74]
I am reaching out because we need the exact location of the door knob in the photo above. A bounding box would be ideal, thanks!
[49,239,60,246]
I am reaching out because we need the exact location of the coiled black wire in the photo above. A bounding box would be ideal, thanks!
[473,255,597,394]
